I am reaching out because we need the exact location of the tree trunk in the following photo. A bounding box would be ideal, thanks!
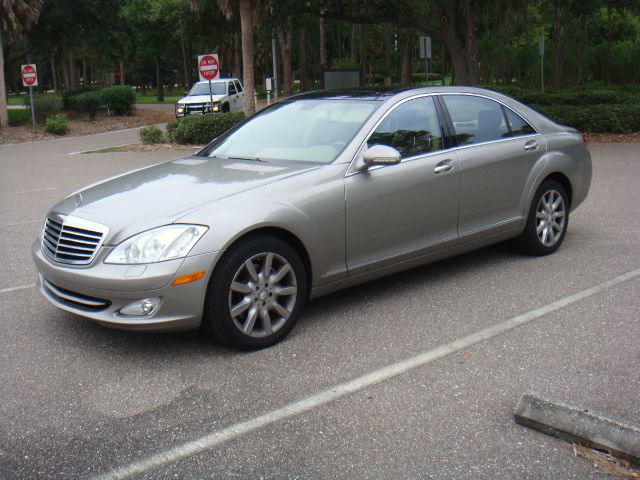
[432,1,468,85]
[180,35,189,91]
[239,0,255,115]
[299,26,307,91]
[278,30,293,97]
[319,16,326,67]
[82,59,87,85]
[50,55,58,92]
[117,60,122,85]
[68,51,76,89]
[495,0,509,83]
[155,56,164,102]
[552,0,563,89]
[60,50,70,90]
[383,25,391,74]
[232,32,242,80]
[0,31,8,128]
[606,0,612,85]
[400,29,412,86]
[350,23,359,63]
[464,0,478,85]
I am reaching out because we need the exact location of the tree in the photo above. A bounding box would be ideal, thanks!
[1,0,43,127]
[219,0,256,115]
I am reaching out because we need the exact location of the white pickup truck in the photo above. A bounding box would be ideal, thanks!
[175,78,244,117]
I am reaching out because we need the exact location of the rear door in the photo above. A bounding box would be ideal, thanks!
[345,96,460,276]
[234,80,244,109]
[439,94,545,240]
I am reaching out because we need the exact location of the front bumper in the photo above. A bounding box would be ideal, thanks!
[32,241,221,332]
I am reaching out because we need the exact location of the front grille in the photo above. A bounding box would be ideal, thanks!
[42,214,108,265]
[43,280,111,311]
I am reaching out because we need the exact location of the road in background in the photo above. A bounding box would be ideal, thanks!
[0,137,638,479]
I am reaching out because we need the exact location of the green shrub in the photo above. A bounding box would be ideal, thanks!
[8,109,30,126]
[26,95,63,124]
[534,104,640,133]
[62,85,102,109]
[101,85,136,115]
[139,125,165,144]
[74,91,102,120]
[166,112,245,144]
[44,114,69,135]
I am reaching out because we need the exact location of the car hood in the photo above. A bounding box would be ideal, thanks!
[51,157,318,244]
[177,94,225,104]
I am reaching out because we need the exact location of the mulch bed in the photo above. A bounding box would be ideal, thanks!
[0,108,173,145]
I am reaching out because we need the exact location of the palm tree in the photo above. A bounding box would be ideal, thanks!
[218,0,256,116]
[1,0,43,127]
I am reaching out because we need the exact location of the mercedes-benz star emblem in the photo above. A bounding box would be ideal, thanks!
[75,193,83,207]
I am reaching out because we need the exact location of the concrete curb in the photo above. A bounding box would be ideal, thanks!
[514,392,640,465]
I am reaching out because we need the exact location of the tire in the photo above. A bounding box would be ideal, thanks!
[514,179,569,256]
[222,102,230,113]
[203,235,307,350]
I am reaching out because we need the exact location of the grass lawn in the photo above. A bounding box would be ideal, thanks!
[8,109,31,126]
[7,95,28,106]
[135,94,182,104]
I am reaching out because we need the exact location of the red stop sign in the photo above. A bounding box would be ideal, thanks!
[22,64,37,87]
[198,55,219,81]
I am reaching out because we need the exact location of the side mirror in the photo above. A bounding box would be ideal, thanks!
[359,144,401,169]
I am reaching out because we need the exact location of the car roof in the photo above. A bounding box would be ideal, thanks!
[194,78,239,84]
[288,86,516,102]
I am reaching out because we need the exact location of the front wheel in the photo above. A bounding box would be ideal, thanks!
[514,179,569,256]
[202,235,307,350]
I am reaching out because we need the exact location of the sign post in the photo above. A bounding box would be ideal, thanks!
[419,37,432,85]
[198,54,220,113]
[21,64,38,129]
[539,36,545,93]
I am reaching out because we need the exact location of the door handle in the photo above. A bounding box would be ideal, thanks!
[524,140,539,151]
[433,160,453,174]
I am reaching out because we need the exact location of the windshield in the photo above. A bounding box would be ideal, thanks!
[199,99,379,164]
[189,82,226,96]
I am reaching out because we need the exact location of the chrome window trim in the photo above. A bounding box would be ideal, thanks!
[346,92,541,177]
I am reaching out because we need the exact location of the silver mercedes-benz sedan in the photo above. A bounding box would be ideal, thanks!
[33,87,592,349]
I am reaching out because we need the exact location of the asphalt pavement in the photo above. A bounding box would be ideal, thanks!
[0,132,638,479]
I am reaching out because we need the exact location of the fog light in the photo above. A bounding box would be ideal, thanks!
[120,297,161,316]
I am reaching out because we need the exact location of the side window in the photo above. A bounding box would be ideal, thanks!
[442,95,510,145]
[504,108,535,136]
[228,82,237,95]
[234,80,243,93]
[368,96,443,159]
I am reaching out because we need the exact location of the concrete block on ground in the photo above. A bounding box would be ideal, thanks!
[514,392,640,466]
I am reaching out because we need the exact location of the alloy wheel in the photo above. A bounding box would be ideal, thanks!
[228,252,298,338]
[535,189,566,247]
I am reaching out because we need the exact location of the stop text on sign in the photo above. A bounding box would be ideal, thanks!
[198,54,220,82]
[22,64,38,87]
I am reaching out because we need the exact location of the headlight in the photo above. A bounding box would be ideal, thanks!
[210,102,221,112]
[176,105,184,113]
[105,225,208,264]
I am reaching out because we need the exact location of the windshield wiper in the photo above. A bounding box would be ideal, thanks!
[227,156,265,162]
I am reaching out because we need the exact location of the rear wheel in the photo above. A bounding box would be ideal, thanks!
[514,179,569,256]
[203,235,307,350]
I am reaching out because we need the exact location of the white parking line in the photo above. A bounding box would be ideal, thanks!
[1,219,42,227]
[0,187,55,195]
[0,284,35,294]
[94,267,640,480]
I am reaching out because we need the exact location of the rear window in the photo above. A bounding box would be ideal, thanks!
[442,95,510,146]
[504,108,536,136]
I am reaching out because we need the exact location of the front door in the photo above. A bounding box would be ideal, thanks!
[345,96,460,276]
